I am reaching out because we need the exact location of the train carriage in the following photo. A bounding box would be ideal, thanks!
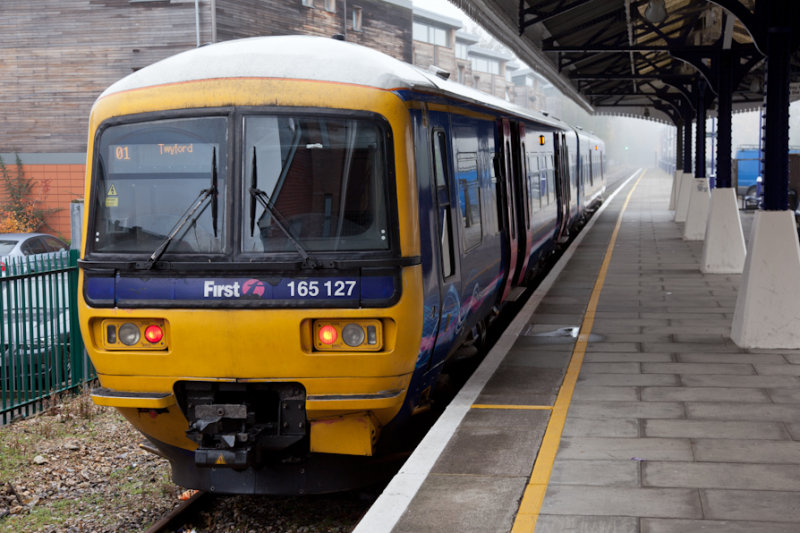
[78,35,604,494]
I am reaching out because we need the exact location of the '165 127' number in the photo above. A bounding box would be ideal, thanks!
[287,280,356,298]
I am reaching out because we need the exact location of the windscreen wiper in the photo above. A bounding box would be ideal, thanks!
[249,147,320,268]
[143,147,218,269]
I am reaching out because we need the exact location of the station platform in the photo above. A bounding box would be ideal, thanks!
[354,168,800,533]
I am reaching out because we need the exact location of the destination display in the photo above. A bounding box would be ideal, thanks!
[108,143,217,174]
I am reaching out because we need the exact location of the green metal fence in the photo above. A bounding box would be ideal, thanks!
[1,249,93,424]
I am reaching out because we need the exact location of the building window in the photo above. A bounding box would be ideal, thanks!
[472,57,500,75]
[301,0,313,6]
[324,0,335,12]
[352,6,362,31]
[455,42,468,59]
[413,21,448,47]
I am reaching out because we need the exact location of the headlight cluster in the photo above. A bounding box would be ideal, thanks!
[101,319,167,350]
[313,319,382,352]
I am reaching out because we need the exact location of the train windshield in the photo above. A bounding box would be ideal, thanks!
[92,117,227,255]
[242,115,389,253]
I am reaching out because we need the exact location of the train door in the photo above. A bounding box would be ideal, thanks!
[427,118,461,371]
[512,122,533,285]
[569,131,583,213]
[497,118,519,302]
[554,132,571,242]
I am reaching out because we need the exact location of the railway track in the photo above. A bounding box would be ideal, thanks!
[145,490,211,533]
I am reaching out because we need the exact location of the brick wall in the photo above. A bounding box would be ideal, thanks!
[0,161,85,239]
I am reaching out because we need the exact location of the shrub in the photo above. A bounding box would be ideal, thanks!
[0,153,59,233]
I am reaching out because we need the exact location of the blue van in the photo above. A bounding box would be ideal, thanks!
[735,145,800,197]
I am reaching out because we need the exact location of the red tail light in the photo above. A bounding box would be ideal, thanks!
[318,325,338,345]
[144,325,164,344]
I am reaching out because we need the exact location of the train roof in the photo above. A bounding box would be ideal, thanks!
[99,35,568,130]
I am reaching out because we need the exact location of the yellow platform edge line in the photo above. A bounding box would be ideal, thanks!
[471,404,554,411]
[511,172,646,532]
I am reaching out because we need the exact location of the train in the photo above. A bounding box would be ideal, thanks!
[78,35,605,494]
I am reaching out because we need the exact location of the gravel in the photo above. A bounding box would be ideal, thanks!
[0,391,377,532]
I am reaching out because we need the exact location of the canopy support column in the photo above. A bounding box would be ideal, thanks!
[732,0,800,348]
[702,50,745,272]
[684,80,711,240]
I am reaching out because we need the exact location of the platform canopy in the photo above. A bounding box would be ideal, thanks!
[450,0,800,123]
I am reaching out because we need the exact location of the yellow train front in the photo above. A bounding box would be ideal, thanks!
[79,36,428,493]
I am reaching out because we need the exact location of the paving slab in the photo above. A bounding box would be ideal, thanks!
[572,384,640,401]
[643,461,800,490]
[556,437,693,461]
[540,485,702,518]
[680,374,800,388]
[568,401,685,420]
[692,439,800,463]
[577,372,681,387]
[392,474,527,533]
[641,518,800,533]
[701,489,800,522]
[536,515,638,533]
[550,459,640,487]
[686,402,800,421]
[642,419,788,440]
[641,386,770,402]
[675,352,787,364]
[561,417,640,438]
[642,363,755,375]
[431,424,544,476]
[585,352,673,363]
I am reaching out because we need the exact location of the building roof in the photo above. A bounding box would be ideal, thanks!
[468,45,513,61]
[412,7,462,29]
[455,30,480,44]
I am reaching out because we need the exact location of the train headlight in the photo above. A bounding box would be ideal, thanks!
[119,323,140,346]
[97,318,168,351]
[342,323,365,347]
[312,319,382,352]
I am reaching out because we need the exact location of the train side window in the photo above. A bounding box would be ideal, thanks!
[456,152,481,250]
[546,154,556,205]
[492,154,503,232]
[505,141,515,239]
[538,155,548,206]
[432,130,455,278]
[520,142,530,229]
[527,154,540,214]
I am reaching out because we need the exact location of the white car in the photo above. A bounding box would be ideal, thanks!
[0,232,68,274]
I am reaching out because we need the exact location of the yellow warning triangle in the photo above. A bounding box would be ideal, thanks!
[215,454,226,465]
[107,184,118,196]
